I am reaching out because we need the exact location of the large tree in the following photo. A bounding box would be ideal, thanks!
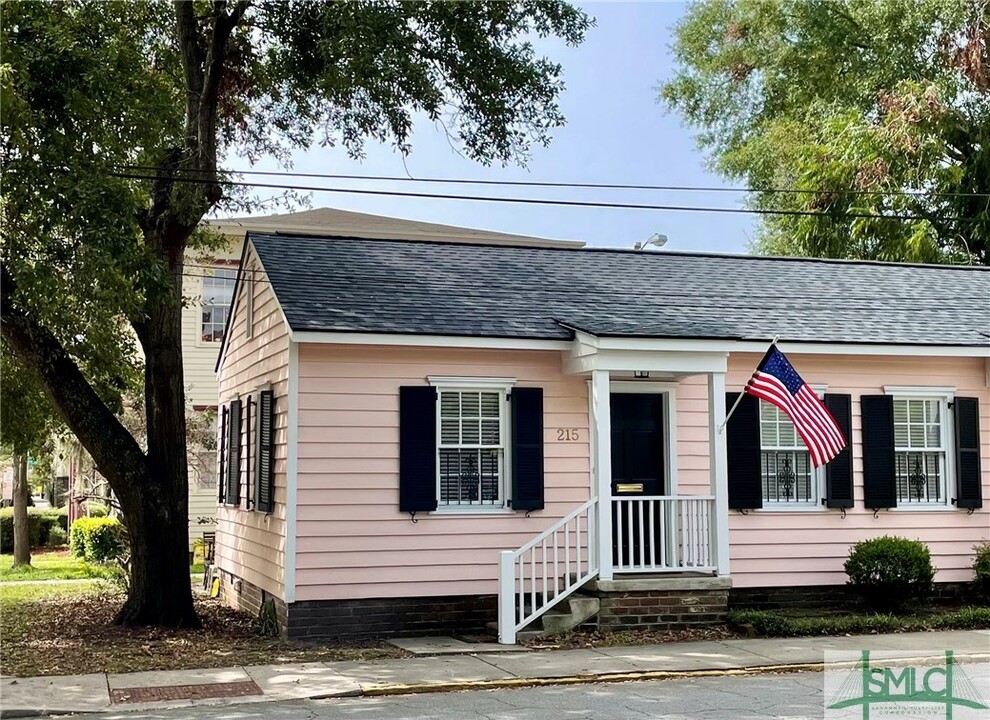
[1,0,591,626]
[662,0,989,264]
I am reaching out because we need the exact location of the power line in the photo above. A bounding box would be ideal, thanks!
[118,164,990,200]
[107,171,959,223]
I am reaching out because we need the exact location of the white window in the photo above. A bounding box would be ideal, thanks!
[759,401,822,506]
[430,378,513,509]
[892,397,948,505]
[201,267,237,342]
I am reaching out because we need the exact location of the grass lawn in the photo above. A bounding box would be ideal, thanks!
[0,551,112,582]
[1,551,207,582]
[0,582,407,677]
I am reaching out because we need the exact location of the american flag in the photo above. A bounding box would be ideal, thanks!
[745,347,846,467]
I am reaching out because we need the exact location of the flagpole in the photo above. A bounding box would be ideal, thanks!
[718,335,779,434]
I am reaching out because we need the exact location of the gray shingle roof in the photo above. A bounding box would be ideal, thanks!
[250,233,990,347]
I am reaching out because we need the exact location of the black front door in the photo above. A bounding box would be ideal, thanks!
[610,393,665,567]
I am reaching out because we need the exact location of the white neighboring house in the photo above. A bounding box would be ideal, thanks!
[184,207,578,550]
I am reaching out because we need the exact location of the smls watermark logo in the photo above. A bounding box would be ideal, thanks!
[825,650,989,720]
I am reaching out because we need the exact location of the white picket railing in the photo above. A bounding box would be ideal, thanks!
[612,495,716,573]
[498,497,598,645]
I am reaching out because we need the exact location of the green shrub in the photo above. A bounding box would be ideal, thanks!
[727,607,990,638]
[0,508,49,553]
[69,517,126,564]
[45,525,68,548]
[844,536,935,611]
[973,542,990,602]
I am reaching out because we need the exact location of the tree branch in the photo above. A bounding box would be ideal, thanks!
[196,1,250,203]
[175,0,204,156]
[1,265,148,501]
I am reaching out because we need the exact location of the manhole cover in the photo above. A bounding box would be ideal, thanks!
[111,680,262,704]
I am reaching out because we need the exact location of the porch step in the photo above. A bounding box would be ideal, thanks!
[486,591,600,641]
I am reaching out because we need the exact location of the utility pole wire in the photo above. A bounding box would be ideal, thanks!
[108,171,965,223]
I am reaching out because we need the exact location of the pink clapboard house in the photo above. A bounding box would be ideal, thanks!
[214,231,989,643]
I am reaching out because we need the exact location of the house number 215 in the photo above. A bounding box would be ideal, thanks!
[556,429,580,441]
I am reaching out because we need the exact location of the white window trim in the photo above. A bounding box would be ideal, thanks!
[883,387,956,510]
[428,377,516,514]
[757,384,828,512]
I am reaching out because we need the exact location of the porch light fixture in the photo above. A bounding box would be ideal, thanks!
[634,371,650,379]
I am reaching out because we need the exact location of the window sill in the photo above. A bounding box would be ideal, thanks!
[756,504,826,512]
[431,507,515,516]
[888,504,956,512]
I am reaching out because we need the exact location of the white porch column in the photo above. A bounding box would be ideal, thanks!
[708,372,731,577]
[591,369,613,581]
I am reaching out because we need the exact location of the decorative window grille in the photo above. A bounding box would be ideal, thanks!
[759,401,818,505]
[437,389,505,507]
[893,398,946,504]
[201,267,237,342]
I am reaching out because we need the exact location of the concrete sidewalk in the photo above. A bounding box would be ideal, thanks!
[2,629,988,717]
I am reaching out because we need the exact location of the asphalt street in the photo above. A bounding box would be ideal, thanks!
[79,670,828,720]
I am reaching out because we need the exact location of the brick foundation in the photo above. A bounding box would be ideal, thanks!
[218,571,288,633]
[729,581,983,610]
[589,577,731,631]
[286,594,498,640]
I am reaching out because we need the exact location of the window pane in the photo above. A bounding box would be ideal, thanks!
[893,400,909,423]
[909,423,926,448]
[909,399,924,423]
[480,450,499,502]
[440,418,459,445]
[760,408,777,446]
[461,418,480,444]
[481,419,500,445]
[461,392,480,417]
[481,392,500,417]
[778,420,796,447]
[440,392,459,417]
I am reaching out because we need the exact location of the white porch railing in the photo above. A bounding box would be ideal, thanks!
[498,498,598,645]
[612,495,716,573]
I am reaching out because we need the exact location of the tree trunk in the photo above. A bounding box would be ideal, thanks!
[114,478,197,627]
[112,236,198,629]
[12,453,31,567]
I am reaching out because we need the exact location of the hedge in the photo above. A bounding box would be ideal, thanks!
[69,517,126,565]
[0,508,69,552]
[728,607,990,638]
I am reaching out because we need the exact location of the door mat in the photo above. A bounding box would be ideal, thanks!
[111,680,262,704]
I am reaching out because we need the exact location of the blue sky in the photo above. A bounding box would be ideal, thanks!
[233,1,756,254]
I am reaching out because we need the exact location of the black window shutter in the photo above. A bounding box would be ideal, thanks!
[725,392,762,510]
[954,397,983,510]
[824,394,854,509]
[225,399,242,506]
[861,395,896,509]
[399,386,438,513]
[218,404,228,504]
[512,387,544,511]
[254,390,275,514]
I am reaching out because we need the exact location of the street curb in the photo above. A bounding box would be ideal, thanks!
[361,651,990,698]
[360,663,827,697]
